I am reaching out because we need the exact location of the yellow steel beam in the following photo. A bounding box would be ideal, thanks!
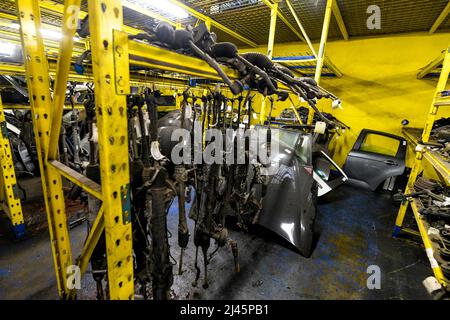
[393,151,423,236]
[308,0,333,125]
[260,2,278,125]
[324,56,343,78]
[49,160,102,200]
[417,51,445,79]
[430,1,450,34]
[0,8,65,33]
[48,0,81,160]
[40,0,177,34]
[39,0,87,18]
[285,0,317,57]
[2,103,84,110]
[0,63,25,75]
[41,0,177,28]
[0,11,22,23]
[261,0,306,43]
[315,0,333,85]
[0,29,86,56]
[267,2,278,59]
[0,60,192,86]
[87,0,134,300]
[38,0,139,35]
[166,0,258,47]
[0,0,138,38]
[16,0,73,297]
[331,0,349,40]
[395,45,450,287]
[128,39,240,80]
[0,12,87,57]
[422,45,450,142]
[409,194,448,285]
[291,105,304,125]
[0,95,25,238]
[0,9,87,45]
[69,205,105,299]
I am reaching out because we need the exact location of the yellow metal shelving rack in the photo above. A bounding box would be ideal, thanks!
[14,0,255,300]
[393,44,450,287]
[0,94,25,239]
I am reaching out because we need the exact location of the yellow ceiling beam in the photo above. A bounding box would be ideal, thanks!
[2,0,257,48]
[39,0,85,18]
[166,0,258,47]
[285,0,317,56]
[1,3,79,32]
[41,0,258,47]
[417,51,445,79]
[331,0,349,40]
[430,0,450,33]
[261,0,306,42]
[0,29,85,54]
[38,0,140,35]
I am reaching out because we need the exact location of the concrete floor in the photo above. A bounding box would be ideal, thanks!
[0,184,431,300]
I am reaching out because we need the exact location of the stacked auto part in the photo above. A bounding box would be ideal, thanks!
[398,177,450,281]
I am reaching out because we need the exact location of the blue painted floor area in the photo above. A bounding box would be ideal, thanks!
[0,225,86,299]
[0,185,430,299]
[168,185,430,300]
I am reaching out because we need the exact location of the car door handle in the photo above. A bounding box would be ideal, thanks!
[383,160,397,166]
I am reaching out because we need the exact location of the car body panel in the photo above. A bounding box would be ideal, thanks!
[255,128,317,257]
[343,129,407,191]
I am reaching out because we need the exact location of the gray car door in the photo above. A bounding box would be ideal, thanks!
[343,129,407,191]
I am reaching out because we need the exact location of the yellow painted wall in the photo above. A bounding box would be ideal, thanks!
[240,32,450,168]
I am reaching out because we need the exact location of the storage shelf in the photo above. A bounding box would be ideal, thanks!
[435,96,450,107]
[406,187,449,285]
[401,127,450,285]
[402,127,450,183]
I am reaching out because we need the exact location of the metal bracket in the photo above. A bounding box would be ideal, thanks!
[12,184,20,199]
[121,184,131,224]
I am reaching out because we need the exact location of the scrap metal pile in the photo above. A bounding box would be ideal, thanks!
[422,113,450,160]
[396,177,450,280]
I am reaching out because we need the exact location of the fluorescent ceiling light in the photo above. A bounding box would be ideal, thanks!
[0,41,16,56]
[40,28,62,40]
[141,0,189,19]
[38,28,79,41]
[8,22,78,41]
[8,22,20,29]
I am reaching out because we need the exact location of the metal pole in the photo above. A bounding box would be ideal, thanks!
[260,2,278,125]
[315,0,333,84]
[16,0,73,297]
[0,94,26,239]
[309,0,333,125]
[87,0,134,300]
[285,0,317,57]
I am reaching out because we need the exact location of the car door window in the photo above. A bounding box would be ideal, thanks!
[359,133,400,157]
